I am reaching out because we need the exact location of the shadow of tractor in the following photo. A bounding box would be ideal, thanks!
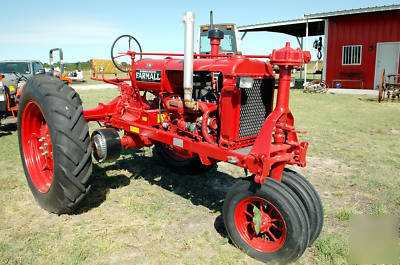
[75,147,240,239]
[0,121,17,137]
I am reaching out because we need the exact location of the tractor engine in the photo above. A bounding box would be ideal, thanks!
[130,56,274,151]
[128,51,274,155]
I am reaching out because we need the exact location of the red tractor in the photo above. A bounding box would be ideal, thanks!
[17,12,323,264]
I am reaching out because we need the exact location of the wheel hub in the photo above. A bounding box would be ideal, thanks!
[38,123,53,169]
[259,213,272,233]
[21,101,54,193]
[234,197,286,252]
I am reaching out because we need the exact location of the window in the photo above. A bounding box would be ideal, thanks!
[342,45,362,65]
[32,62,44,74]
[199,27,237,54]
[0,62,30,74]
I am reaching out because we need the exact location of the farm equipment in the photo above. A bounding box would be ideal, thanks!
[17,12,323,264]
[49,48,85,83]
[378,69,400,102]
[0,60,44,124]
[66,63,86,83]
[0,73,22,123]
[303,79,328,93]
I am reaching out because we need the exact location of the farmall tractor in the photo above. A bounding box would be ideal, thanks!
[17,12,323,264]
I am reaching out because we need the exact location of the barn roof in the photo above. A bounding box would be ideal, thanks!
[303,4,400,19]
[238,18,324,37]
[238,4,400,37]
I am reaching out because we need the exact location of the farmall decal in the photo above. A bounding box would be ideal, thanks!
[136,69,161,83]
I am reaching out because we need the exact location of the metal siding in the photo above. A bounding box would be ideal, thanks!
[325,10,400,89]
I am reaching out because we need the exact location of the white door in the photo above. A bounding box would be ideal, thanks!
[374,42,400,89]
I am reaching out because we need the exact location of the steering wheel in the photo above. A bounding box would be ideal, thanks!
[111,35,142,73]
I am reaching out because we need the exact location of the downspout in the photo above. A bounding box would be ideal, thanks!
[322,19,329,81]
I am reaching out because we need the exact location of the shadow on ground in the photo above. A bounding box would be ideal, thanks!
[75,148,239,238]
[0,122,17,137]
[357,96,400,102]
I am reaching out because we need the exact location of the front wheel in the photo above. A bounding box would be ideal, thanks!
[18,74,92,214]
[223,179,310,264]
[282,168,324,245]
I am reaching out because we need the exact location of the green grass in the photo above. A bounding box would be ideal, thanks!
[311,233,349,264]
[0,87,399,264]
[290,92,400,213]
[335,209,354,221]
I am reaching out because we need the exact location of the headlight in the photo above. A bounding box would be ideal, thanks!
[238,76,254,89]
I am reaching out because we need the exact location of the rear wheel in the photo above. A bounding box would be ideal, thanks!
[154,143,214,174]
[18,74,92,214]
[282,168,324,245]
[223,179,310,264]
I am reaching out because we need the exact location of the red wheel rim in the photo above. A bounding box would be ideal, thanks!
[234,197,286,252]
[161,144,193,161]
[21,101,54,193]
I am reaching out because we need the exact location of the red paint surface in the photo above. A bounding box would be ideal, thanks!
[21,101,54,193]
[326,10,400,89]
[84,43,310,183]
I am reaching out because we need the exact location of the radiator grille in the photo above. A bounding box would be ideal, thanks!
[238,79,272,139]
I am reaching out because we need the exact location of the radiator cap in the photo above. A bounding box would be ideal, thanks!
[270,42,311,66]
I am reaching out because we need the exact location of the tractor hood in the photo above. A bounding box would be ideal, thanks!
[132,56,274,93]
[134,56,274,77]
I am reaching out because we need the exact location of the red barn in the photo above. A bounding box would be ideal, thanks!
[239,5,400,89]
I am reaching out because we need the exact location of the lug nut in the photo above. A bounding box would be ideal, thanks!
[41,151,49,156]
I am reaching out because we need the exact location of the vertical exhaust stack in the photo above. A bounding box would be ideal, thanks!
[208,11,224,56]
[182,11,197,110]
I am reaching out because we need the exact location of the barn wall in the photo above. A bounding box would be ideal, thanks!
[325,10,400,89]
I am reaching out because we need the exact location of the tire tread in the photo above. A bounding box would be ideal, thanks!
[282,168,324,245]
[17,74,92,214]
[223,179,310,264]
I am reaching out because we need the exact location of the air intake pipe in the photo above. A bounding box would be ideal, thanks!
[182,11,197,110]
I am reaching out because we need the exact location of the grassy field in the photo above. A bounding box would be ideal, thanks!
[73,70,129,85]
[0,88,399,264]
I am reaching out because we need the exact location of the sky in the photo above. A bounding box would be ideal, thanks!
[1,0,399,63]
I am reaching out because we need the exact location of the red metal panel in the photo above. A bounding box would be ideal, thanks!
[133,57,274,92]
[325,10,400,89]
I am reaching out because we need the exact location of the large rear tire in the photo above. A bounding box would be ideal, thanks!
[223,178,310,264]
[17,74,92,214]
[282,168,324,245]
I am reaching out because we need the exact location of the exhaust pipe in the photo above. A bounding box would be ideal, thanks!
[182,11,197,110]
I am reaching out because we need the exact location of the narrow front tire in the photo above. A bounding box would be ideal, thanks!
[223,178,310,264]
